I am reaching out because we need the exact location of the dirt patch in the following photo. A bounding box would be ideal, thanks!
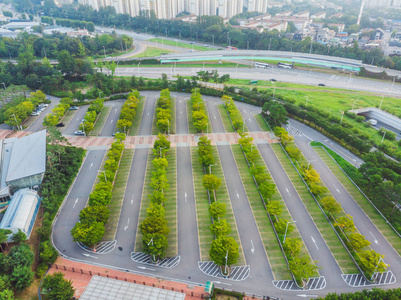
[216,295,239,300]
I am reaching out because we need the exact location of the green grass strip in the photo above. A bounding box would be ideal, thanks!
[134,148,177,256]
[149,38,209,51]
[314,147,401,256]
[91,106,112,136]
[271,143,359,274]
[231,144,308,280]
[254,114,271,132]
[103,149,135,240]
[133,46,173,58]
[217,105,235,133]
[128,96,146,136]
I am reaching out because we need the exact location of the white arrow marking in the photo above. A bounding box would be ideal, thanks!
[115,108,117,112]
[180,110,182,114]
[249,118,252,123]
[285,187,291,197]
[89,162,93,169]
[73,198,79,208]
[124,218,130,231]
[214,281,232,286]
[147,113,149,116]
[250,240,255,254]
[110,119,113,124]
[131,198,134,205]
[236,190,239,198]
[370,231,379,245]
[179,100,181,103]
[82,253,98,259]
[297,295,318,298]
[311,236,319,250]
[333,184,340,193]
[137,266,155,271]
[214,115,216,119]
[185,192,187,202]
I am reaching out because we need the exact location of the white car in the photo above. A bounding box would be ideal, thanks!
[74,130,85,136]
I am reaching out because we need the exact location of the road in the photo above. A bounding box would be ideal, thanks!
[27,96,61,132]
[138,92,158,135]
[174,93,189,135]
[100,100,124,136]
[204,96,225,133]
[63,105,89,136]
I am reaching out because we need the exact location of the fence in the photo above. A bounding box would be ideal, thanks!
[52,264,209,298]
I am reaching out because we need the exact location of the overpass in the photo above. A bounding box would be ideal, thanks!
[160,50,362,72]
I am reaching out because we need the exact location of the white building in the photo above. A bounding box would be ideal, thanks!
[245,0,268,13]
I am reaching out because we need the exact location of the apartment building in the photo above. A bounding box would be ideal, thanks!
[365,0,401,7]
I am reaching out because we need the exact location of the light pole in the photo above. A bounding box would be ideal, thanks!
[283,221,296,243]
[98,170,107,182]
[236,64,238,78]
[227,32,229,45]
[352,99,359,111]
[98,91,102,99]
[370,256,387,281]
[137,62,141,77]
[273,86,276,98]
[178,30,181,38]
[116,61,119,76]
[11,114,20,131]
[147,237,156,262]
[212,35,214,45]
[1,82,6,90]
[305,96,309,107]
[340,111,344,123]
[308,69,312,85]
[103,46,106,58]
[224,249,229,277]
[381,130,387,143]
[247,40,249,50]
[379,96,384,110]
[195,32,198,41]
[159,147,167,158]
[346,73,352,90]
[269,38,272,51]
[209,164,216,174]
[389,78,395,95]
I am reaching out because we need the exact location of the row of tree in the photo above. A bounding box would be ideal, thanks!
[222,95,245,133]
[317,287,401,300]
[140,134,172,261]
[4,90,46,129]
[115,91,140,133]
[71,133,125,247]
[53,18,95,32]
[191,90,208,133]
[78,98,104,135]
[238,132,317,285]
[192,70,230,84]
[275,127,387,280]
[197,136,239,273]
[43,97,72,127]
[156,89,172,134]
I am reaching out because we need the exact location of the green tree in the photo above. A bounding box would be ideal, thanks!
[10,265,33,292]
[202,174,221,199]
[262,101,288,126]
[140,216,169,236]
[142,233,169,261]
[153,133,171,157]
[210,219,231,237]
[116,119,132,133]
[303,168,320,184]
[0,229,12,252]
[42,272,75,300]
[349,233,371,251]
[259,181,276,200]
[209,202,226,220]
[39,241,58,266]
[209,236,239,267]
[79,205,110,225]
[267,200,282,220]
[289,256,318,284]
[70,222,105,247]
[11,230,26,244]
[275,219,293,236]
[283,238,301,258]
[334,215,356,233]
[321,196,341,215]
[358,250,387,276]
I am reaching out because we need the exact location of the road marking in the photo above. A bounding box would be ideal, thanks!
[115,108,117,112]
[180,110,182,114]
[179,100,181,103]
[311,236,319,250]
[236,190,239,198]
[110,119,113,124]
[82,253,98,259]
[333,184,340,193]
[285,187,291,197]
[185,192,187,202]
[370,231,379,245]
[89,162,93,169]
[250,240,255,254]
[124,218,130,231]
[214,115,216,119]
[248,118,251,123]
[214,281,232,286]
[147,113,149,116]
[297,295,318,298]
[137,266,155,271]
[131,198,134,205]
[73,198,79,208]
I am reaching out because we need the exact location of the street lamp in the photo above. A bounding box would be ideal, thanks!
[137,62,141,77]
[11,114,20,131]
[381,130,387,143]
[370,256,387,281]
[224,249,229,277]
[209,164,216,174]
[147,237,156,262]
[352,99,359,111]
[98,170,107,182]
[212,35,214,45]
[159,147,167,158]
[103,46,106,59]
[99,91,102,99]
[273,86,276,98]
[1,82,6,90]
[305,96,309,107]
[389,78,395,95]
[283,221,296,244]
[379,96,384,110]
[247,40,249,50]
[162,37,164,49]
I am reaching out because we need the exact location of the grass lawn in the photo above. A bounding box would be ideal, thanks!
[231,144,294,280]
[128,96,146,136]
[217,105,235,133]
[91,106,112,136]
[254,114,271,131]
[103,149,135,240]
[270,143,360,275]
[149,38,209,51]
[313,146,401,256]
[133,46,173,58]
[135,148,177,256]
[152,95,176,135]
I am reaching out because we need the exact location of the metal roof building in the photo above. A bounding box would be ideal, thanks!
[0,188,41,239]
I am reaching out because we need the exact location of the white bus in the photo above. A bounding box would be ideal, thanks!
[254,62,270,69]
[277,62,294,69]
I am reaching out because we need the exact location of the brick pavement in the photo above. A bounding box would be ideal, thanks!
[47,257,263,299]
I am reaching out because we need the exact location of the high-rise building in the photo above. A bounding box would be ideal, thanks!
[246,0,268,13]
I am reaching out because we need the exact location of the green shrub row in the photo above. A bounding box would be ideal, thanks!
[71,133,125,247]
[275,127,387,280]
[43,97,72,127]
[191,90,208,133]
[156,89,172,134]
[116,90,140,134]
[198,136,240,271]
[222,95,245,133]
[140,134,171,261]
[78,98,104,135]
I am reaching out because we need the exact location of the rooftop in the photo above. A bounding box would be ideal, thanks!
[6,130,46,183]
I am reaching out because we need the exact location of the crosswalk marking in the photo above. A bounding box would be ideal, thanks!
[131,252,180,268]
[77,240,116,254]
[198,261,250,281]
[342,271,396,287]
[273,276,326,291]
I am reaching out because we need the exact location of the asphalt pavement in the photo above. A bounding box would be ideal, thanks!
[174,93,189,135]
[204,96,225,133]
[100,100,124,136]
[63,105,89,136]
[138,92,158,136]
[27,96,61,132]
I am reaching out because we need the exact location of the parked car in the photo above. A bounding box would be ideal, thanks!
[270,78,277,82]
[318,83,326,86]
[31,112,39,116]
[74,130,85,136]
[190,42,195,44]
[46,97,51,101]
[69,106,79,110]
[189,50,194,52]
[56,123,65,127]
[81,119,85,123]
